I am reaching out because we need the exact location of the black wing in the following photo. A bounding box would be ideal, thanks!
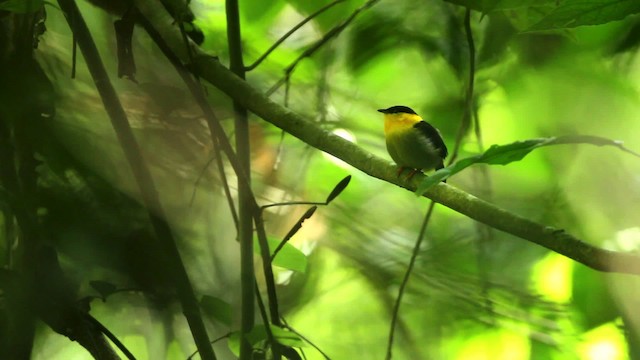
[413,121,448,159]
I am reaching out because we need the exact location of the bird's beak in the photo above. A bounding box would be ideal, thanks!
[377,109,385,113]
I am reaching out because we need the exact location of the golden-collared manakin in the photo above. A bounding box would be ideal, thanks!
[378,105,448,177]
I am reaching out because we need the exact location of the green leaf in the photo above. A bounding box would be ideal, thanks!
[526,0,640,31]
[227,331,242,356]
[270,326,305,348]
[477,13,517,67]
[416,135,640,194]
[254,236,307,273]
[227,325,305,356]
[442,0,555,13]
[481,138,551,164]
[276,206,317,261]
[0,0,43,13]
[281,346,303,360]
[200,295,232,326]
[241,0,285,22]
[443,0,639,32]
[287,0,356,32]
[439,0,490,12]
[325,175,351,203]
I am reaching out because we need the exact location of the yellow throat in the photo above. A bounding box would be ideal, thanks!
[383,112,423,136]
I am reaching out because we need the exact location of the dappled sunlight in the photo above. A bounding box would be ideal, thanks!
[1,0,639,359]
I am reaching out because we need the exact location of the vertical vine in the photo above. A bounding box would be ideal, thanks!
[224,1,254,359]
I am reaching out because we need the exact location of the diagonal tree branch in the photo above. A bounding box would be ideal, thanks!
[135,0,640,276]
[190,55,640,275]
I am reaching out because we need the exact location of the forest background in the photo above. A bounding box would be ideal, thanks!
[1,0,640,359]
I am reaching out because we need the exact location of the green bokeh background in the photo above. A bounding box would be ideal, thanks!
[7,0,640,359]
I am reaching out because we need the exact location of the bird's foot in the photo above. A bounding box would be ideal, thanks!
[406,168,421,180]
[397,167,421,180]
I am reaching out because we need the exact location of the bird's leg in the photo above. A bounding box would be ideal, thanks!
[396,167,422,179]
[406,168,421,180]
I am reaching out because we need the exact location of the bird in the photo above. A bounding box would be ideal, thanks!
[378,105,448,178]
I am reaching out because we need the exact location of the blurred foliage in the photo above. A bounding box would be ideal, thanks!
[1,0,640,359]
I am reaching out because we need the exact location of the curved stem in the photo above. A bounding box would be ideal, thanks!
[448,8,476,164]
[266,0,381,96]
[385,202,436,360]
[245,0,347,71]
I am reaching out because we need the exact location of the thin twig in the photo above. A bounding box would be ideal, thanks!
[245,0,347,71]
[282,320,332,360]
[254,281,278,352]
[253,212,282,328]
[271,206,317,261]
[212,136,240,229]
[186,334,231,360]
[262,200,325,210]
[189,154,215,206]
[385,202,436,360]
[189,150,239,230]
[266,0,380,96]
[447,9,475,163]
[84,315,136,360]
[462,8,475,163]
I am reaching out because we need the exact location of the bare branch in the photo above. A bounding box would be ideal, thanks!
[245,0,347,71]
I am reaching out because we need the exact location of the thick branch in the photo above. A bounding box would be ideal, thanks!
[191,56,640,275]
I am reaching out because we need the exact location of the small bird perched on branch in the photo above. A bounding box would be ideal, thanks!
[378,105,448,178]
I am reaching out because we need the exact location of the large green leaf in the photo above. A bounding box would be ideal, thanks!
[527,0,640,31]
[241,0,285,23]
[416,135,640,194]
[254,236,307,273]
[442,0,554,13]
[443,0,640,31]
[200,295,232,326]
[227,324,305,356]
